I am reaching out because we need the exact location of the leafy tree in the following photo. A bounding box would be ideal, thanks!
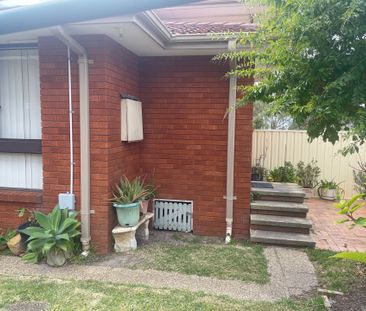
[253,100,293,129]
[217,0,366,151]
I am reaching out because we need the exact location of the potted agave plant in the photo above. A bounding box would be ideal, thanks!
[318,179,342,201]
[111,176,149,227]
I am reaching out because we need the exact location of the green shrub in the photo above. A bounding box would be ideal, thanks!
[353,162,366,194]
[268,162,297,183]
[296,160,321,188]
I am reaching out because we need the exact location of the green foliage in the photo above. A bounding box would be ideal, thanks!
[17,207,36,222]
[20,206,80,264]
[268,161,296,182]
[296,160,321,188]
[144,183,157,200]
[216,0,366,151]
[111,176,154,205]
[0,229,16,247]
[353,161,366,194]
[319,179,340,190]
[331,252,366,264]
[333,194,366,264]
[335,193,366,228]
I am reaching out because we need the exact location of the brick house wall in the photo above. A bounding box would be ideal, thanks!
[139,57,253,238]
[0,34,253,253]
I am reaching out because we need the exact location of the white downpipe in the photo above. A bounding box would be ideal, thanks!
[225,39,237,244]
[54,26,91,255]
[67,47,74,195]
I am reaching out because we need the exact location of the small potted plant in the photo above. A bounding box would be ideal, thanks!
[141,183,157,215]
[251,154,266,181]
[111,176,149,227]
[17,207,38,245]
[318,179,342,200]
[296,160,321,198]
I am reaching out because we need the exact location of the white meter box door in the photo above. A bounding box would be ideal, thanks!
[121,98,144,142]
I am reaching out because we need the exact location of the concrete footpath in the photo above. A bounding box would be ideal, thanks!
[0,246,317,302]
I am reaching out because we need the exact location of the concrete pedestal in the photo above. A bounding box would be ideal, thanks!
[112,212,153,253]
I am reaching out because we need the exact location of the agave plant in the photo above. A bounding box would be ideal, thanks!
[20,206,80,267]
[111,176,150,205]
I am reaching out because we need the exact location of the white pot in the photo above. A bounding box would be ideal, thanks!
[319,188,337,200]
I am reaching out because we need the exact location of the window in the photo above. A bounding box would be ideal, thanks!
[0,48,42,189]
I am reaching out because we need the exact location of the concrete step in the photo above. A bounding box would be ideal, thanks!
[250,214,312,234]
[251,214,312,228]
[250,229,315,248]
[251,182,305,203]
[251,200,308,217]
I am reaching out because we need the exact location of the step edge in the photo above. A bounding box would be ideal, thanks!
[250,229,315,242]
[250,218,312,228]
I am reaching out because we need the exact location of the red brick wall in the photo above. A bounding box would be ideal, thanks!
[38,35,141,253]
[0,36,252,251]
[139,57,253,238]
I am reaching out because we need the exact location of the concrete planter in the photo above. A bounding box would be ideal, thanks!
[113,202,140,227]
[46,248,67,267]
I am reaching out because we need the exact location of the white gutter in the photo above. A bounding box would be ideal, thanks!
[225,39,237,244]
[54,26,91,255]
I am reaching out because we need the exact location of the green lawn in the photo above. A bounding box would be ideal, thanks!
[127,242,269,283]
[0,276,325,311]
[307,249,366,293]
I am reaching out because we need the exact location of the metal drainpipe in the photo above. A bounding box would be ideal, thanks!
[67,47,74,195]
[225,39,237,244]
[54,26,91,255]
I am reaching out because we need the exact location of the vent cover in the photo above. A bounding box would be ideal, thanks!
[154,199,193,232]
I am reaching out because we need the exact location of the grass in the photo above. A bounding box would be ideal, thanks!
[307,248,366,293]
[127,241,269,284]
[0,276,326,311]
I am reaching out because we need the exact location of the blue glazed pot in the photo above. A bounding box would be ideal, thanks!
[113,202,140,227]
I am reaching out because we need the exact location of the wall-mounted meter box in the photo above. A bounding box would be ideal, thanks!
[121,98,144,142]
[58,193,75,210]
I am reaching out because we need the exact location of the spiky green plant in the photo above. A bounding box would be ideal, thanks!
[20,206,80,265]
[111,176,150,205]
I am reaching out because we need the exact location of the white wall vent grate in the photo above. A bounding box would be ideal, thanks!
[153,199,193,232]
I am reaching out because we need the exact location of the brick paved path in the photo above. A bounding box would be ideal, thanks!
[307,198,366,252]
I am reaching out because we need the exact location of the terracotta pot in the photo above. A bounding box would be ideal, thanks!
[140,200,149,214]
[7,234,25,256]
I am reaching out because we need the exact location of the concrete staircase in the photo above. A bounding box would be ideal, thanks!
[250,182,315,248]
